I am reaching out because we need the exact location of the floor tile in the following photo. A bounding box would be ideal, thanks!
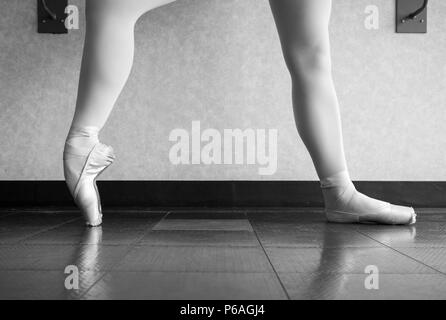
[114,246,273,272]
[140,230,258,247]
[415,208,446,220]
[22,222,96,245]
[165,210,246,220]
[394,247,446,273]
[265,247,435,274]
[247,209,326,224]
[23,218,159,245]
[360,226,446,248]
[0,270,103,300]
[102,209,167,220]
[85,271,287,300]
[279,273,446,300]
[254,224,380,248]
[0,211,77,227]
[0,212,77,244]
[0,227,51,244]
[1,207,445,300]
[0,210,18,218]
[409,221,446,232]
[0,244,129,271]
[153,219,253,231]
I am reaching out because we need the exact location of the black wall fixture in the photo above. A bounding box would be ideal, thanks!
[396,0,428,33]
[37,0,68,34]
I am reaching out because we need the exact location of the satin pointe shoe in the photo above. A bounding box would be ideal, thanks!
[63,128,115,227]
[325,203,417,225]
[322,171,416,225]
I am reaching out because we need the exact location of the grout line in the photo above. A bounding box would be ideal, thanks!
[78,210,170,299]
[16,217,81,245]
[356,230,446,275]
[250,224,291,300]
[133,211,172,244]
[119,244,258,248]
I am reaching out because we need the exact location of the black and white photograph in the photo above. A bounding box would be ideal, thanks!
[1,0,446,305]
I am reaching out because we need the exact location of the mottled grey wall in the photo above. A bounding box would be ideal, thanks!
[1,0,445,181]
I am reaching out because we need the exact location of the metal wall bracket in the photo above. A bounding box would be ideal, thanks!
[37,0,68,34]
[396,0,428,33]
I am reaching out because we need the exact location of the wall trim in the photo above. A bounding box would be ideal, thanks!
[0,181,445,208]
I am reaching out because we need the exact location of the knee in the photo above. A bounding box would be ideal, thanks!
[282,43,332,79]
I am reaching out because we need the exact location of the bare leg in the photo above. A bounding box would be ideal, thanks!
[269,0,415,225]
[64,0,176,226]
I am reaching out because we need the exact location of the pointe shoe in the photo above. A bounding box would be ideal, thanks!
[325,203,417,225]
[65,143,115,227]
[321,170,416,226]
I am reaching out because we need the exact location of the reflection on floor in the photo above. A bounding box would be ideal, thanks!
[0,208,446,300]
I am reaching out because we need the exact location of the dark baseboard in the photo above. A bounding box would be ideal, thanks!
[0,181,445,208]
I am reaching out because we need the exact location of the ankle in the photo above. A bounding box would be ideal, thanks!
[64,126,100,156]
[320,170,356,208]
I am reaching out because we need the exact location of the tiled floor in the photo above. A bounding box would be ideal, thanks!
[0,208,445,300]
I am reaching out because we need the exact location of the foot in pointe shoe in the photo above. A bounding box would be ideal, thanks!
[73,144,115,227]
[321,171,416,225]
[63,127,115,227]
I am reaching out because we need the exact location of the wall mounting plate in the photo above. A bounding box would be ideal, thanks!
[396,0,427,33]
[37,0,68,34]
